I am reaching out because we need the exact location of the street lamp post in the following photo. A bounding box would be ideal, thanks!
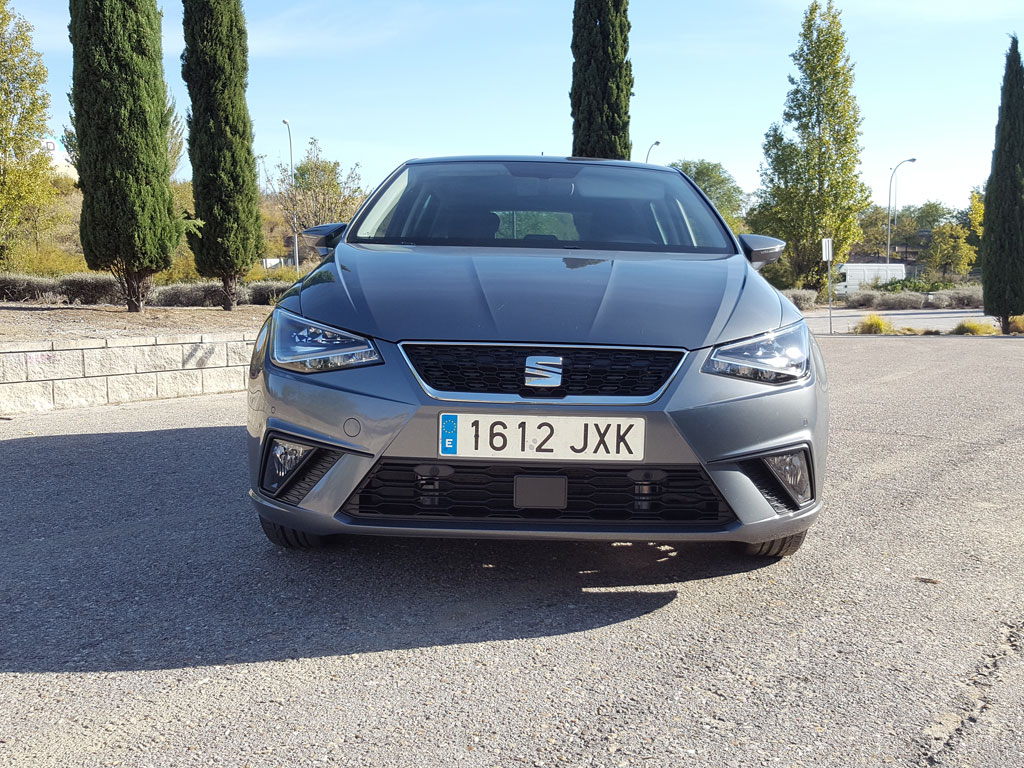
[645,140,660,163]
[886,158,916,265]
[282,119,298,269]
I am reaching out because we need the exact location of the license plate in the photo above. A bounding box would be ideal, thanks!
[438,413,645,461]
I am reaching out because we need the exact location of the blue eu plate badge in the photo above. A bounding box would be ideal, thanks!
[439,414,458,455]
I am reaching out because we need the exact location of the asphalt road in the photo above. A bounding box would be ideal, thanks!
[1,337,1022,768]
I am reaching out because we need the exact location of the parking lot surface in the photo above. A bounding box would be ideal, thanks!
[1,337,1022,767]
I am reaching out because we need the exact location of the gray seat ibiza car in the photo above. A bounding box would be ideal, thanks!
[247,156,828,557]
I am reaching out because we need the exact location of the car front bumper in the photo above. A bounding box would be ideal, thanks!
[247,337,829,543]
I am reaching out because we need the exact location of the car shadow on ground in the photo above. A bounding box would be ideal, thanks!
[0,426,772,673]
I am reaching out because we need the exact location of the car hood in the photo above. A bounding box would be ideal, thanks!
[293,244,785,349]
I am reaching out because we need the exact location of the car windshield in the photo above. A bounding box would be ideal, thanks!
[349,160,734,253]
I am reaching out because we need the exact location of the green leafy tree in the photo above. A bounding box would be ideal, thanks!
[0,1,54,264]
[69,0,183,312]
[570,0,633,160]
[852,204,887,260]
[965,188,985,257]
[968,188,985,241]
[913,201,952,231]
[890,204,926,260]
[981,35,1024,333]
[669,159,747,233]
[953,187,985,255]
[182,0,264,310]
[922,222,977,279]
[747,0,870,291]
[275,138,364,258]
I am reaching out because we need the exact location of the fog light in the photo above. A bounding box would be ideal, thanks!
[763,451,812,505]
[261,438,314,495]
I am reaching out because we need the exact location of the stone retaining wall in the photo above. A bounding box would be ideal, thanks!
[0,332,258,416]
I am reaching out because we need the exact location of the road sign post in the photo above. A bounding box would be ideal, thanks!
[822,238,834,335]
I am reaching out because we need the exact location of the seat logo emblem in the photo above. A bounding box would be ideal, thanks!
[525,356,563,387]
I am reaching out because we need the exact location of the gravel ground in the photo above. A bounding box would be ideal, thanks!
[1,337,1022,767]
[0,302,271,341]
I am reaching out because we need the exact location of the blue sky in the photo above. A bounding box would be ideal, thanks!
[18,0,1022,211]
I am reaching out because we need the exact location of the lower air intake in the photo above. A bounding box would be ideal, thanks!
[340,460,736,528]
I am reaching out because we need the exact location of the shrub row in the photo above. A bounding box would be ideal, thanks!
[149,282,246,307]
[0,274,64,302]
[0,273,293,306]
[927,287,985,308]
[845,286,983,310]
[876,277,955,293]
[781,289,817,310]
[58,273,122,305]
[845,290,926,309]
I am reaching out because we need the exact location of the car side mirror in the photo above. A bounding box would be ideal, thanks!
[738,234,785,270]
[301,222,348,261]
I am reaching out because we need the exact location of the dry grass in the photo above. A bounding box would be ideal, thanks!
[951,320,998,336]
[854,314,895,334]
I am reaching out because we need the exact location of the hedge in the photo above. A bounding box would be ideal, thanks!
[0,274,61,302]
[57,273,121,305]
[0,273,292,306]
[246,281,293,306]
[875,291,926,310]
[845,290,879,308]
[781,289,817,311]
[149,282,252,307]
[934,286,983,308]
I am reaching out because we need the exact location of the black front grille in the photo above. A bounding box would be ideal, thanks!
[340,460,735,528]
[402,344,683,399]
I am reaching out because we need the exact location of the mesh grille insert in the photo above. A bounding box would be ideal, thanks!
[340,460,735,528]
[276,449,344,505]
[402,344,683,398]
[739,459,800,513]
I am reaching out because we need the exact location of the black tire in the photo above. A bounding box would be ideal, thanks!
[742,530,807,558]
[259,516,331,550]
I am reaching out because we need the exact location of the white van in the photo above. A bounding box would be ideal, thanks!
[835,263,906,296]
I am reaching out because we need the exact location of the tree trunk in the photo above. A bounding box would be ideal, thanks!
[122,269,147,312]
[221,275,238,311]
[1001,316,1011,334]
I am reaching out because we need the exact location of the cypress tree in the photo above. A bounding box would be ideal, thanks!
[69,0,182,312]
[981,35,1024,334]
[570,0,633,160]
[182,0,264,310]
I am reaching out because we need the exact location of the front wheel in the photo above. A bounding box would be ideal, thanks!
[259,517,332,550]
[742,530,807,558]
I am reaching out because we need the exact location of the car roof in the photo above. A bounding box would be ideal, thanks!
[403,155,674,172]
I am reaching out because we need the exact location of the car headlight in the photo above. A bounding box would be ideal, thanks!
[270,309,381,373]
[702,321,810,384]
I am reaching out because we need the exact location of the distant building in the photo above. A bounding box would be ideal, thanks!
[40,137,77,180]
